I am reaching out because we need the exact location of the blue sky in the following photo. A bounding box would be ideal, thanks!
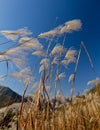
[0,0,100,96]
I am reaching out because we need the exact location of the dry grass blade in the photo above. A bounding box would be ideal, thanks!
[81,41,96,77]
[70,45,81,100]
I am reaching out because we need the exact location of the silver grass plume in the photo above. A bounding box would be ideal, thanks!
[32,50,45,57]
[61,47,77,67]
[10,57,28,69]
[65,47,77,60]
[0,28,32,41]
[50,44,65,56]
[39,58,50,73]
[87,77,100,86]
[56,72,66,81]
[68,74,75,83]
[19,37,43,50]
[8,67,34,84]
[38,19,82,38]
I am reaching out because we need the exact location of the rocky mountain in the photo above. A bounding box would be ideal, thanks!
[0,86,22,108]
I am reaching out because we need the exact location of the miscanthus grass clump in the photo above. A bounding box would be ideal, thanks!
[0,19,100,130]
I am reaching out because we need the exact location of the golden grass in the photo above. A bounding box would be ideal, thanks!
[18,93,100,130]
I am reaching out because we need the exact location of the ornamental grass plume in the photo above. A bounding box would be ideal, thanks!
[8,67,33,83]
[65,48,77,61]
[51,56,59,65]
[32,50,45,57]
[38,19,82,38]
[19,37,33,44]
[87,77,100,86]
[39,58,50,73]
[68,74,75,83]
[50,44,65,56]
[10,57,28,69]
[0,27,32,41]
[61,59,75,67]
[56,72,66,81]
[61,19,82,33]
[61,48,77,68]
[19,37,43,51]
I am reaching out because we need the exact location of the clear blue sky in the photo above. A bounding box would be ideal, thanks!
[0,0,100,96]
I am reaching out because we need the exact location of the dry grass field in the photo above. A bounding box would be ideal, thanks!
[0,19,100,130]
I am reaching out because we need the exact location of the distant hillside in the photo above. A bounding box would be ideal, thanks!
[0,86,22,108]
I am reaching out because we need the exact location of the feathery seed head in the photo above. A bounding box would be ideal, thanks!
[32,50,45,57]
[87,77,100,86]
[68,74,75,82]
[0,28,32,41]
[50,44,65,56]
[38,19,82,38]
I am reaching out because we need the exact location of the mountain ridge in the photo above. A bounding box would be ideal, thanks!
[0,86,22,108]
